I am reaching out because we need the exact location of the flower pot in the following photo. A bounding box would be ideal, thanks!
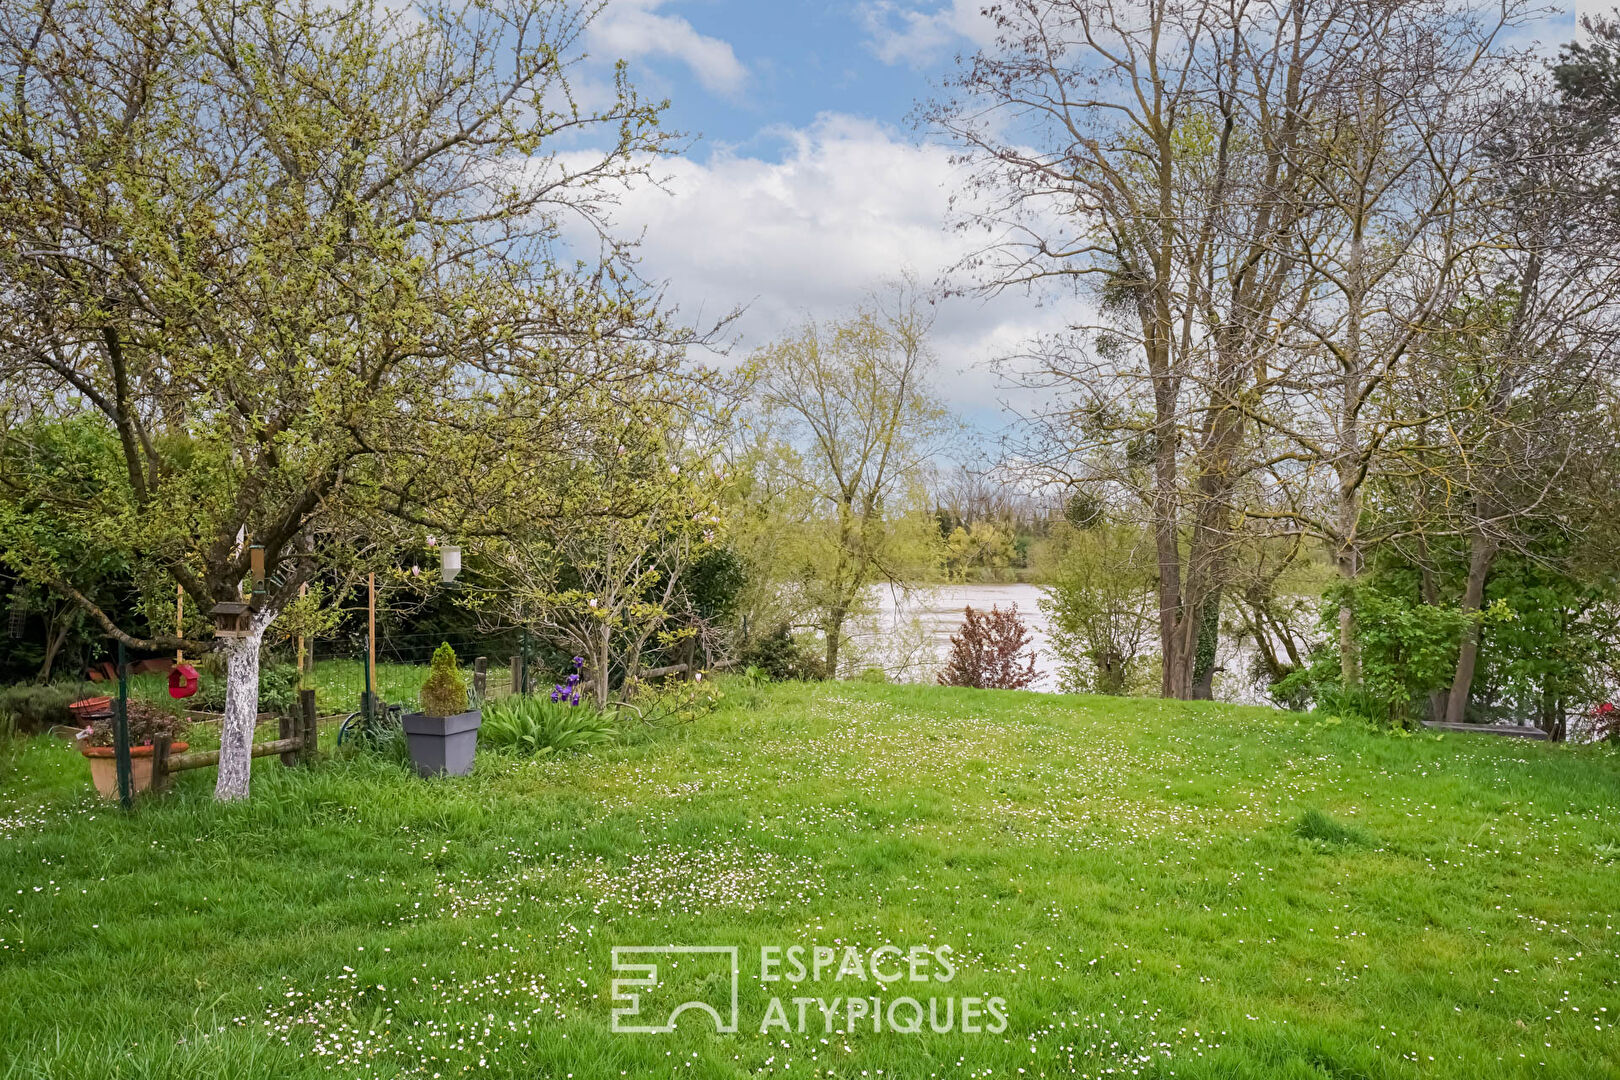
[401,710,481,777]
[81,743,189,799]
[69,697,113,723]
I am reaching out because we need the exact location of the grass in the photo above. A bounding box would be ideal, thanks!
[1,680,1618,1079]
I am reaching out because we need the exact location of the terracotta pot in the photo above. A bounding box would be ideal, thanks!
[69,697,113,723]
[81,743,189,799]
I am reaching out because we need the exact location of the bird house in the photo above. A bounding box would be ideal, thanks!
[168,662,200,699]
[210,601,253,639]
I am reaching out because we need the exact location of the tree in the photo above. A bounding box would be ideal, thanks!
[1041,521,1155,695]
[929,0,1344,698]
[747,286,954,675]
[470,409,721,706]
[0,0,694,798]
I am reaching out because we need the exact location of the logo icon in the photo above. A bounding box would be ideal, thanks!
[610,946,740,1034]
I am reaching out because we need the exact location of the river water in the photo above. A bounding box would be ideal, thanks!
[845,583,1062,691]
[844,582,1272,703]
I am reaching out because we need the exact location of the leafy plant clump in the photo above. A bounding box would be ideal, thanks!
[739,625,828,681]
[419,643,469,718]
[84,700,188,748]
[481,694,615,756]
[938,604,1039,690]
[192,664,300,716]
[1294,808,1373,848]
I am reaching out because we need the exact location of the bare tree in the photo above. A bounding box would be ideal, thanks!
[930,0,1342,697]
[748,283,955,675]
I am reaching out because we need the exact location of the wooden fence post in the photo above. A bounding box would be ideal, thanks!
[151,735,172,794]
[279,711,297,766]
[299,688,317,765]
[473,657,487,702]
[510,655,523,697]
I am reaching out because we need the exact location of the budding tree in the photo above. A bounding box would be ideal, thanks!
[0,0,690,798]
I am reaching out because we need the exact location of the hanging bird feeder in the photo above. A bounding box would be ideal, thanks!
[168,662,200,699]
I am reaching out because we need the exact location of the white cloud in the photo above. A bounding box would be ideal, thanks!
[572,114,1078,428]
[858,0,995,68]
[589,0,748,97]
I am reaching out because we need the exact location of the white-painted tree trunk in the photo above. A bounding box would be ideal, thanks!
[214,608,276,801]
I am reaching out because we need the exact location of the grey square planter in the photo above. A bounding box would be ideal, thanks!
[401,709,482,777]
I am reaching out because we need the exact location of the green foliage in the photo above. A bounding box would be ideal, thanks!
[738,624,827,681]
[0,681,102,732]
[481,694,615,756]
[418,644,468,718]
[1041,523,1155,695]
[1293,584,1474,725]
[192,664,301,716]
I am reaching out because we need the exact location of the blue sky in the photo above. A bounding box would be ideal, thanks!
[591,1,951,153]
[571,1,1592,432]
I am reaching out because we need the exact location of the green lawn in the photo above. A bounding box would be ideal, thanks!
[1,681,1617,1079]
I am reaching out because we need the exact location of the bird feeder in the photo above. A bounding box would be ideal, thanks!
[209,601,253,639]
[440,545,462,583]
[168,662,200,699]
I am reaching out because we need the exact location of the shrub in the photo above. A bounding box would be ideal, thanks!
[0,681,102,732]
[192,664,300,715]
[83,700,189,747]
[938,605,1039,690]
[481,694,615,756]
[419,643,469,717]
[739,625,827,681]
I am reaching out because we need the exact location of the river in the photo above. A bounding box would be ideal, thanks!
[844,581,1272,703]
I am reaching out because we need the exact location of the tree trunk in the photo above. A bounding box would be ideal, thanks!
[1335,496,1361,687]
[215,613,272,801]
[824,607,845,678]
[1190,589,1222,700]
[1443,530,1497,726]
[38,614,71,682]
[596,622,611,706]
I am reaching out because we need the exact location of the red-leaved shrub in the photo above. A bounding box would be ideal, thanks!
[937,604,1039,690]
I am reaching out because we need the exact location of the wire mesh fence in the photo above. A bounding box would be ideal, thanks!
[279,631,532,720]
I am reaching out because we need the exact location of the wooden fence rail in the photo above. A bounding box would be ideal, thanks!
[151,689,319,792]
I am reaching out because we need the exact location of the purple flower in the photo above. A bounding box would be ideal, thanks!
[570,689,581,706]
[572,656,584,668]
[549,688,561,703]
[567,673,580,686]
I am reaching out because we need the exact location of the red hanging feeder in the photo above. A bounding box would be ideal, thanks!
[168,662,200,699]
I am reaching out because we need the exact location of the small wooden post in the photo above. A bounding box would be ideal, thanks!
[509,654,523,698]
[113,640,133,810]
[176,585,184,665]
[151,735,172,794]
[473,656,487,702]
[279,711,297,766]
[367,572,377,699]
[295,581,308,678]
[299,688,317,765]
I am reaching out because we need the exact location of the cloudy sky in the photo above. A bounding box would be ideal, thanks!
[571,0,1592,432]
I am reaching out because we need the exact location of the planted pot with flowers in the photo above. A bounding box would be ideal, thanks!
[402,643,481,777]
[77,701,189,798]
